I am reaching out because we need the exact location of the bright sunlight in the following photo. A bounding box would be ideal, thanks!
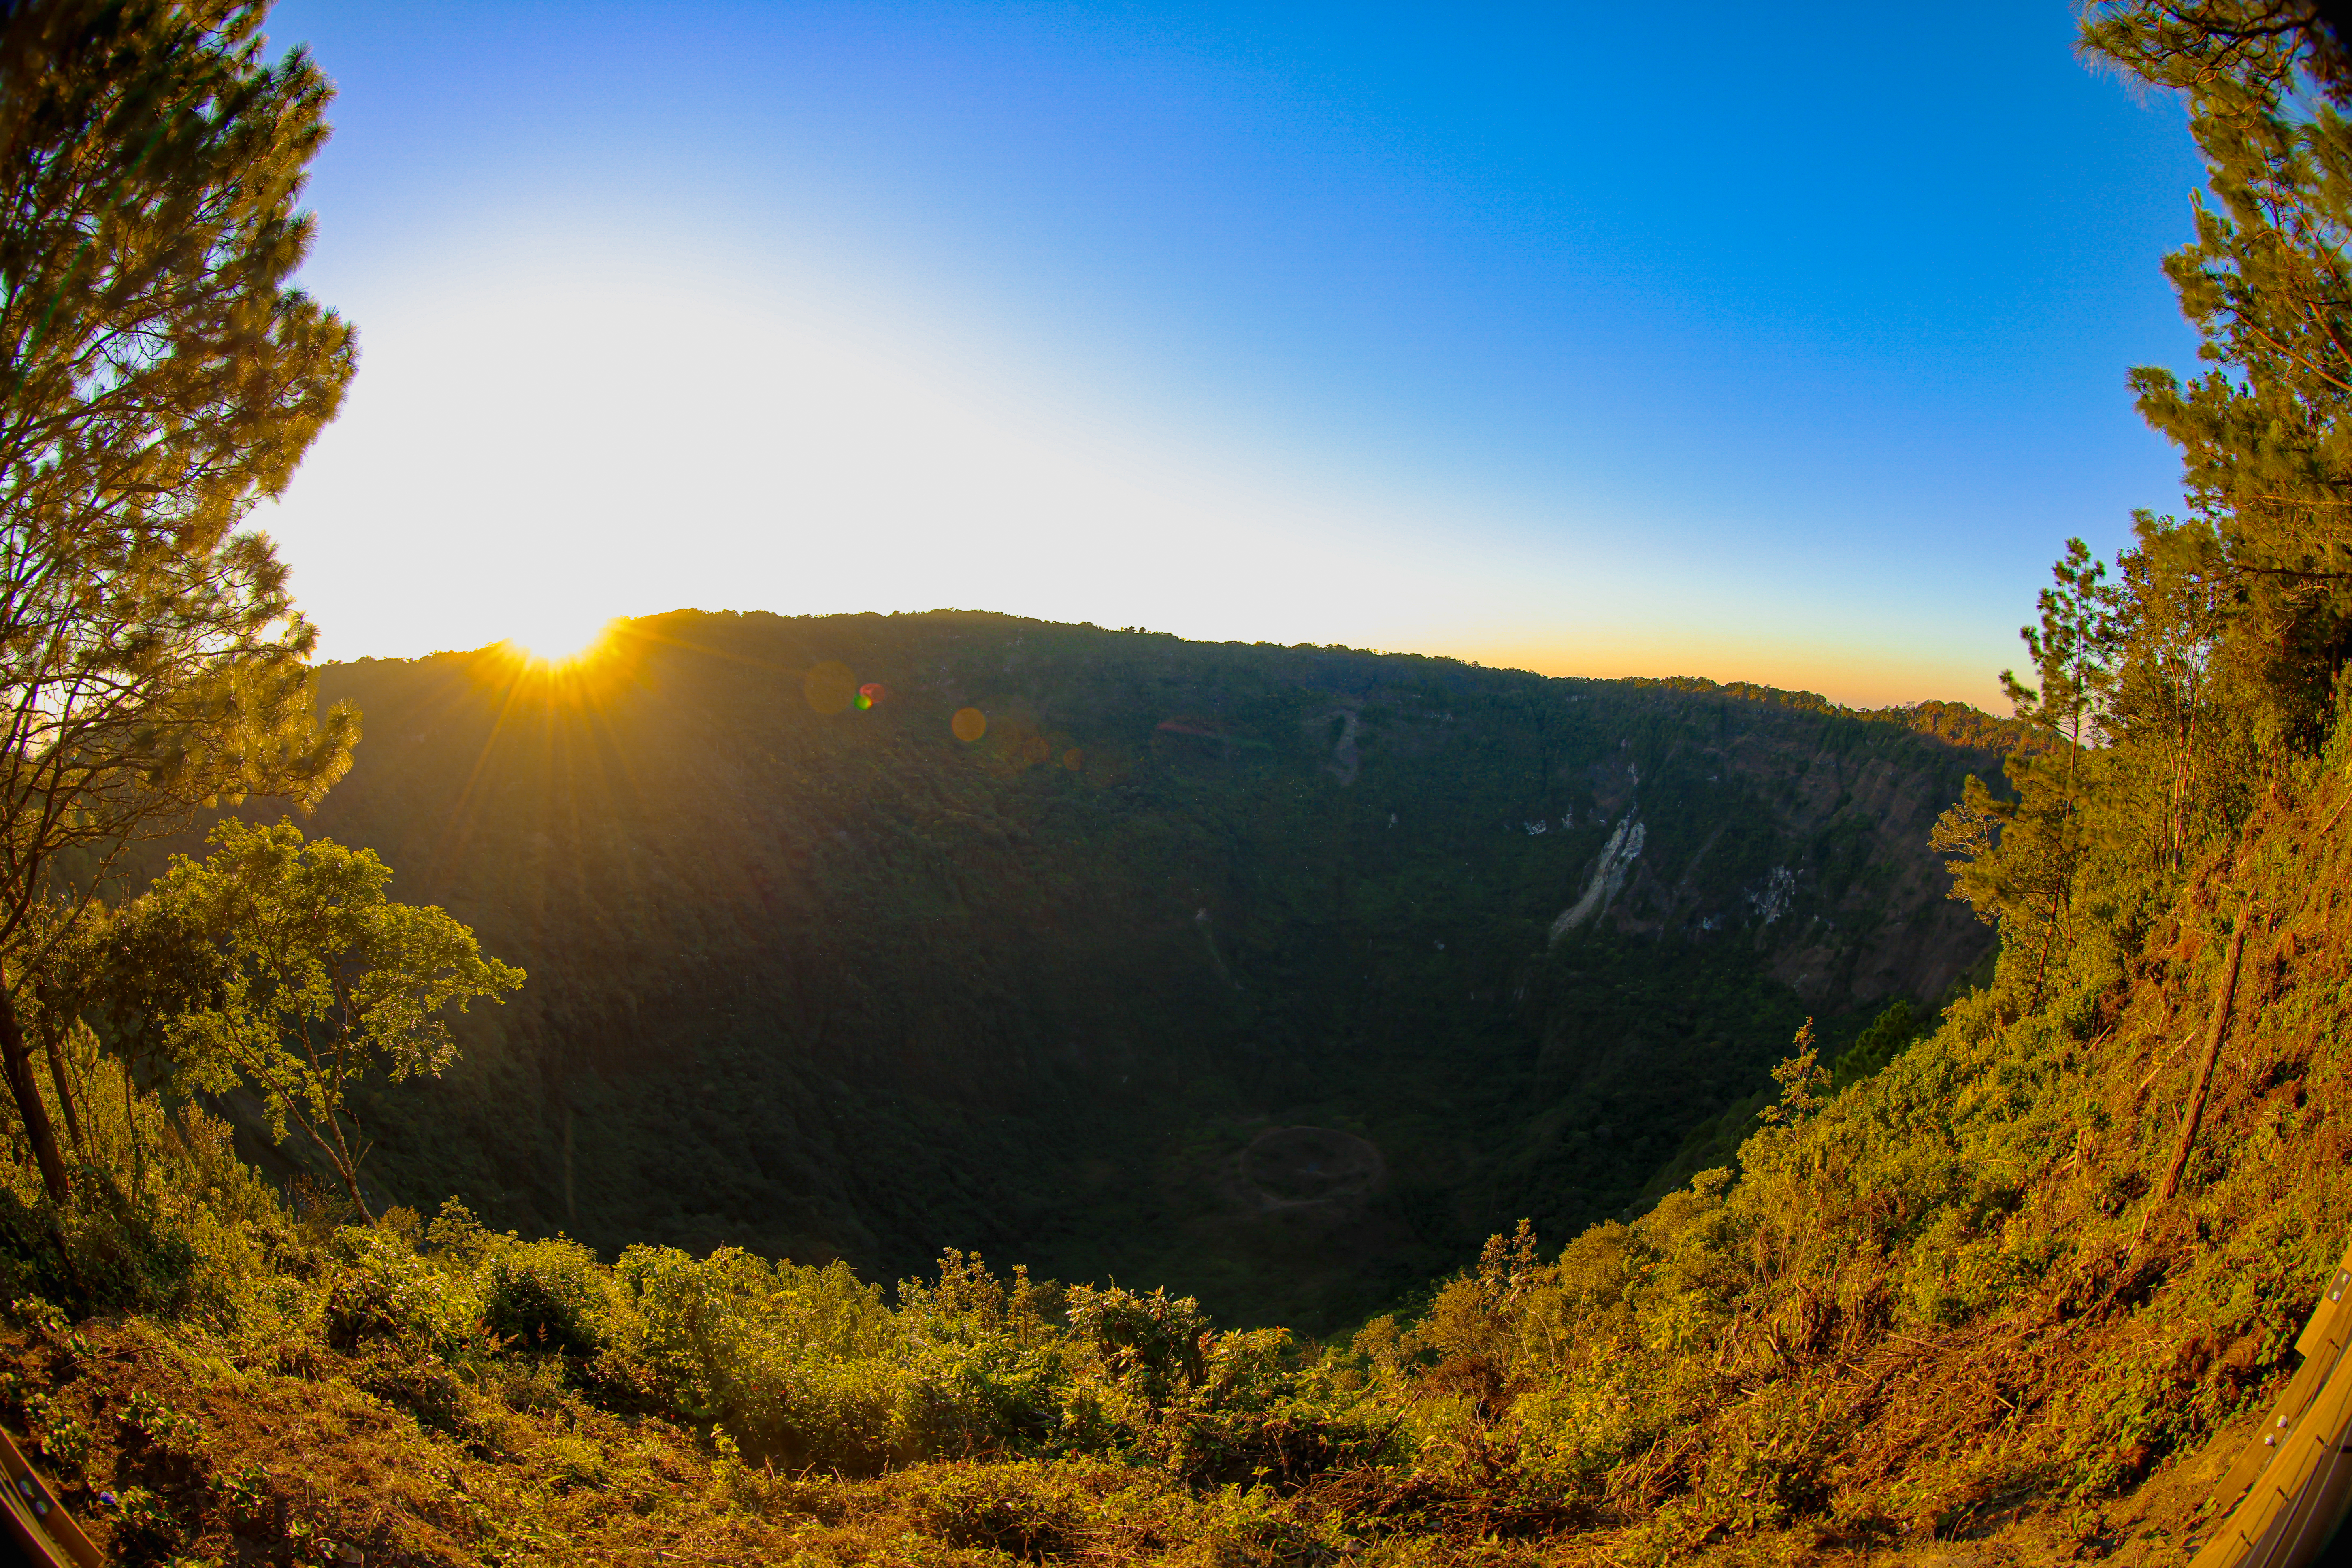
[505,606,617,668]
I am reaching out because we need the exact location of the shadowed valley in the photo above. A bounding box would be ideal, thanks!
[198,609,2014,1329]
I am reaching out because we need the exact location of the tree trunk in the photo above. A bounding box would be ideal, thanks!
[2031,766,2083,1008]
[2152,907,2255,1212]
[333,1152,372,1222]
[2031,898,2061,1003]
[0,989,68,1202]
[38,1016,81,1156]
[121,1058,142,1200]
[300,1112,372,1222]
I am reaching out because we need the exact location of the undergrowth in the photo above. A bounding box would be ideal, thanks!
[5,769,2352,1564]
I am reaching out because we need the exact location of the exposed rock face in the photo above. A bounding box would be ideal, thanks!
[1550,811,1647,939]
[171,611,2009,1330]
[1585,714,1996,1009]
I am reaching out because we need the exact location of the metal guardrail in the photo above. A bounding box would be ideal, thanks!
[0,1421,96,1568]
[2193,1240,2352,1567]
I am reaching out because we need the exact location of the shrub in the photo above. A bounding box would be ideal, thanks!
[323,1225,476,1352]
[615,1244,908,1470]
[0,1180,197,1322]
[899,1329,1078,1459]
[1064,1284,1209,1408]
[480,1234,612,1358]
[1126,1327,1399,1490]
[896,1459,1090,1558]
[899,1251,1079,1457]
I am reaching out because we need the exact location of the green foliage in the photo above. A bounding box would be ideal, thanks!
[322,1223,477,1353]
[97,817,522,1214]
[117,1390,199,1452]
[0,0,362,1200]
[1066,1284,1210,1408]
[1058,1280,1393,1485]
[1933,541,2128,1010]
[1832,999,1921,1087]
[2083,0,2352,752]
[1925,0,2352,1080]
[102,1483,181,1562]
[1114,1323,1398,1490]
[0,1093,284,1326]
[609,1242,904,1468]
[2108,510,2253,873]
[8,781,2352,1561]
[892,1458,1102,1558]
[479,1233,613,1359]
[26,1393,88,1471]
[1759,1020,1830,1126]
[9,6,2352,1559]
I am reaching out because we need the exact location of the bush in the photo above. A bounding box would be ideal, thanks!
[895,1459,1092,1558]
[1833,999,1920,1086]
[1064,1284,1209,1408]
[480,1234,613,1358]
[1129,1326,1398,1489]
[0,1105,292,1330]
[615,1244,908,1470]
[323,1225,476,1351]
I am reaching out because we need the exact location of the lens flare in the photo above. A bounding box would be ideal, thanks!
[952,707,987,742]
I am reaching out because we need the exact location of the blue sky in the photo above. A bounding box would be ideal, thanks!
[261,0,2208,707]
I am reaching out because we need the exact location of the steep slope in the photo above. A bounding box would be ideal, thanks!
[192,610,2006,1327]
[26,722,2352,1568]
[1317,758,2352,1566]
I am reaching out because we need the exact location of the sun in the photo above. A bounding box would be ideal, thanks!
[505,607,618,668]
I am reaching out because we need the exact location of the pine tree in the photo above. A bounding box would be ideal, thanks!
[2083,1,2352,751]
[1936,0,2352,1008]
[2107,510,2248,875]
[0,0,358,1197]
[1933,542,2122,1006]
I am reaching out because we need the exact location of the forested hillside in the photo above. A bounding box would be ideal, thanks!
[21,2,2352,1565]
[186,614,2012,1329]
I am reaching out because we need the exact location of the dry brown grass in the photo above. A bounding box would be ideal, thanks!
[0,1292,2303,1566]
[0,1314,1395,1566]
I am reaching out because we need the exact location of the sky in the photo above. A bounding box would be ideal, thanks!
[259,0,2211,709]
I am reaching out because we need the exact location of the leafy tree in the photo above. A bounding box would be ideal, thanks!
[113,818,522,1216]
[37,859,230,1192]
[1929,3,2352,1023]
[2001,539,2124,768]
[0,0,358,1197]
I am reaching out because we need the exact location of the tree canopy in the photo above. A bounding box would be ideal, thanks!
[2081,0,2352,749]
[89,818,523,1216]
[1935,3,2352,993]
[0,0,358,1195]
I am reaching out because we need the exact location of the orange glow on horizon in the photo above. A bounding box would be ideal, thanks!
[1437,633,2009,714]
